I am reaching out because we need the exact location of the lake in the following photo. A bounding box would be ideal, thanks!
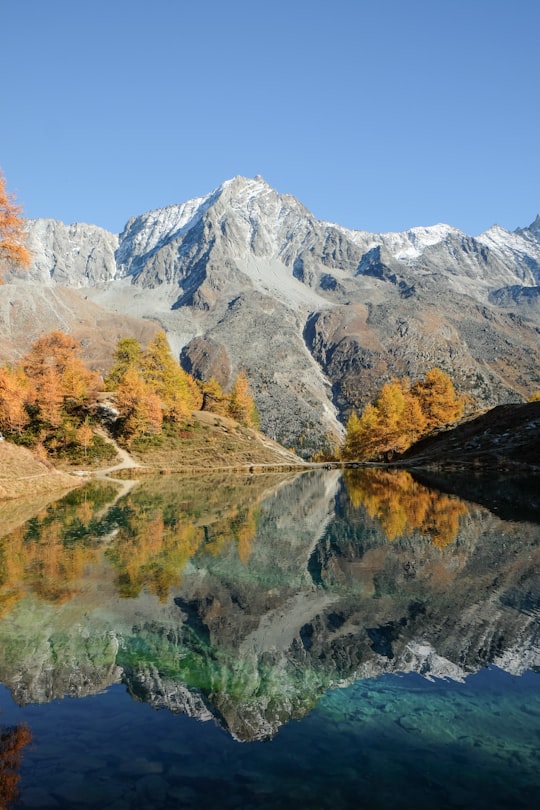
[0,467,539,809]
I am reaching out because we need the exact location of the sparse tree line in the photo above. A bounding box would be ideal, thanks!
[0,329,259,460]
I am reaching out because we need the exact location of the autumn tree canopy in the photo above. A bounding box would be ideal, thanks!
[115,366,163,441]
[23,331,100,413]
[104,337,142,389]
[141,331,202,419]
[343,369,465,461]
[0,327,261,455]
[0,170,31,270]
[106,331,203,443]
[228,370,259,428]
[0,331,101,455]
[201,377,229,416]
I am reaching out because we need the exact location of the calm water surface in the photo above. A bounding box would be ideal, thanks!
[0,468,539,809]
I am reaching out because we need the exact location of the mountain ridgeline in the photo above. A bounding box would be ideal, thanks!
[2,176,540,455]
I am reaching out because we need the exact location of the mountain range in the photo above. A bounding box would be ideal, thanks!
[2,175,539,455]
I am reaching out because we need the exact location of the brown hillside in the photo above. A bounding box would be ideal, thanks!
[399,401,540,471]
[126,410,307,472]
[0,441,81,501]
[0,285,159,372]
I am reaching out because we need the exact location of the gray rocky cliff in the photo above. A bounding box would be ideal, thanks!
[13,219,119,286]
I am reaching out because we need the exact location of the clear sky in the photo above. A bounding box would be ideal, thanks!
[2,0,539,236]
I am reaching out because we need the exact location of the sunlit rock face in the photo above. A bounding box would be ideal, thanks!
[3,177,540,452]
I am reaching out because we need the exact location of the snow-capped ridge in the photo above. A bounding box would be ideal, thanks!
[517,213,540,241]
[220,174,272,199]
[326,220,462,262]
[115,189,219,271]
[475,223,540,285]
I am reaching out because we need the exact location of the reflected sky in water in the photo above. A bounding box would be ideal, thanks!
[0,469,539,808]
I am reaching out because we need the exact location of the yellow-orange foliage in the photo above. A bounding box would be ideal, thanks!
[228,371,259,428]
[76,420,94,457]
[0,170,31,271]
[107,333,203,442]
[115,367,163,442]
[142,331,202,420]
[22,331,100,423]
[0,367,30,435]
[411,367,463,432]
[342,369,464,460]
[201,377,229,416]
[343,468,468,547]
[0,724,32,809]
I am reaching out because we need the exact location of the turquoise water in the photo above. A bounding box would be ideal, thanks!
[1,669,539,809]
[0,469,539,808]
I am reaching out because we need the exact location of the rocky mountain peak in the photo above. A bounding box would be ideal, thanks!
[527,214,540,240]
[219,174,272,200]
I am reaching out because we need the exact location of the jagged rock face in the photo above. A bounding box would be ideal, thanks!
[3,177,540,451]
[7,219,118,286]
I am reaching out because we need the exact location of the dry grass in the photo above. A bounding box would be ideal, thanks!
[128,411,306,472]
[0,442,81,501]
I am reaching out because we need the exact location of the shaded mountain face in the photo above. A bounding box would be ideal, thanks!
[2,176,540,453]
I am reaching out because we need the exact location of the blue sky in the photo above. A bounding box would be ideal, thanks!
[2,0,539,236]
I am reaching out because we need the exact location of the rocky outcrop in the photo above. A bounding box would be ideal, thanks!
[6,219,118,287]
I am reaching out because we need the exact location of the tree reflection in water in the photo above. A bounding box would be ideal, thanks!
[0,482,118,615]
[0,723,32,810]
[104,480,261,601]
[343,468,469,546]
[0,474,265,609]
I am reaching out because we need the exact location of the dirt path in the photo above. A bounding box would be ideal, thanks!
[96,435,142,476]
[92,431,143,500]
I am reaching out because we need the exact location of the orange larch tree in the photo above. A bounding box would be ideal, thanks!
[0,366,30,435]
[411,367,463,432]
[342,369,464,461]
[23,330,99,411]
[115,367,163,443]
[141,330,201,420]
[228,371,259,428]
[0,170,31,271]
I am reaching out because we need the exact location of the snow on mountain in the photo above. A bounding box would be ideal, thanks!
[384,223,463,261]
[100,176,540,299]
[115,189,219,275]
[13,219,119,287]
[476,224,540,285]
[329,221,462,263]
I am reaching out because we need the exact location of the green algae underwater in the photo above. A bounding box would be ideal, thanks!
[0,468,539,809]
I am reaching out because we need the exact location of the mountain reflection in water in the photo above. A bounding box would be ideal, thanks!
[0,468,539,808]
